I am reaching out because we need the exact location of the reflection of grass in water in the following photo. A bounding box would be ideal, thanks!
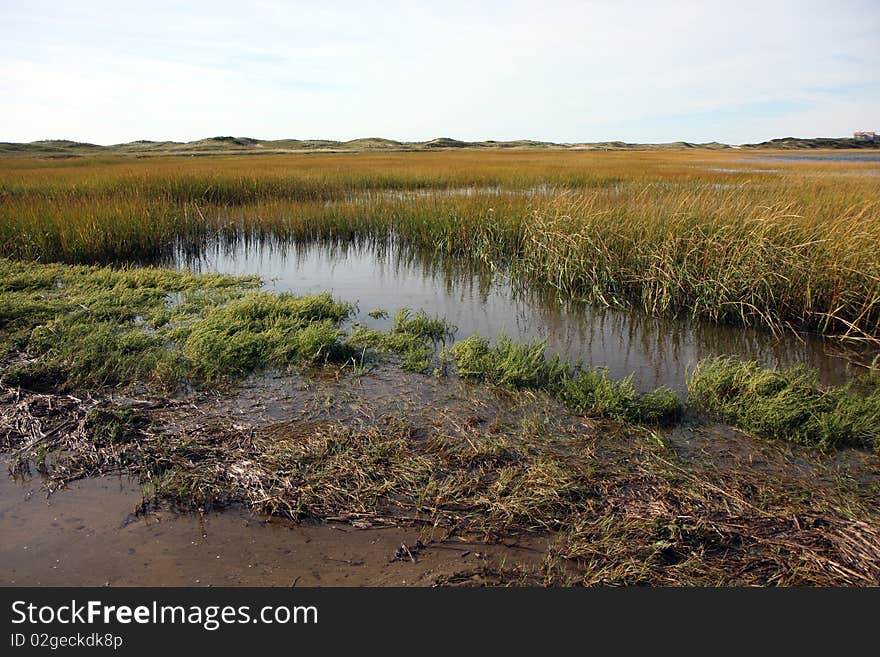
[2,150,879,339]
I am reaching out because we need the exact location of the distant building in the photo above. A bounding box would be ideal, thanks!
[854,131,876,142]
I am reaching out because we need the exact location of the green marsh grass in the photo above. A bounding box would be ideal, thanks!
[347,307,456,372]
[180,292,355,380]
[688,356,880,451]
[449,334,684,425]
[0,258,352,388]
[2,151,879,339]
[1,258,683,426]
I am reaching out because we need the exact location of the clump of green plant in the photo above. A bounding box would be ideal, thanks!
[27,320,172,388]
[347,325,421,355]
[449,334,683,425]
[180,292,354,380]
[450,335,568,389]
[629,386,684,425]
[0,259,362,388]
[559,367,635,419]
[392,308,454,342]
[0,258,260,388]
[688,357,880,451]
[560,369,682,425]
[347,307,455,373]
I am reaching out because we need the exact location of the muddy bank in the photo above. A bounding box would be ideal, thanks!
[2,259,879,586]
[3,367,880,586]
[0,474,543,586]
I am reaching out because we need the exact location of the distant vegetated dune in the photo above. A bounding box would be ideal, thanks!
[1,135,877,157]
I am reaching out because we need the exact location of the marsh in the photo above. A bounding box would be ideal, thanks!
[2,148,879,586]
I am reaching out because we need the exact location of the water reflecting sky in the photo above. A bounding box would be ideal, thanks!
[176,237,858,393]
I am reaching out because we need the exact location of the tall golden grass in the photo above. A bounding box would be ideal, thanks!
[1,150,878,339]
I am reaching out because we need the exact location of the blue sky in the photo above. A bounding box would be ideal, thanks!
[1,0,878,144]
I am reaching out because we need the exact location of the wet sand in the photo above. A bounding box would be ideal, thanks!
[0,473,544,586]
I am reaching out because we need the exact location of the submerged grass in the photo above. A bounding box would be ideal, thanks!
[688,357,880,451]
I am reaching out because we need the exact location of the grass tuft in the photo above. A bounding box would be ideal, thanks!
[450,335,568,389]
[181,293,354,380]
[347,308,456,373]
[450,334,683,425]
[688,357,880,451]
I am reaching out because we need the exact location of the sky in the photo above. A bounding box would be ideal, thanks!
[1,0,878,145]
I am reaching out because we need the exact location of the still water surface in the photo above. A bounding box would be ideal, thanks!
[176,238,856,393]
